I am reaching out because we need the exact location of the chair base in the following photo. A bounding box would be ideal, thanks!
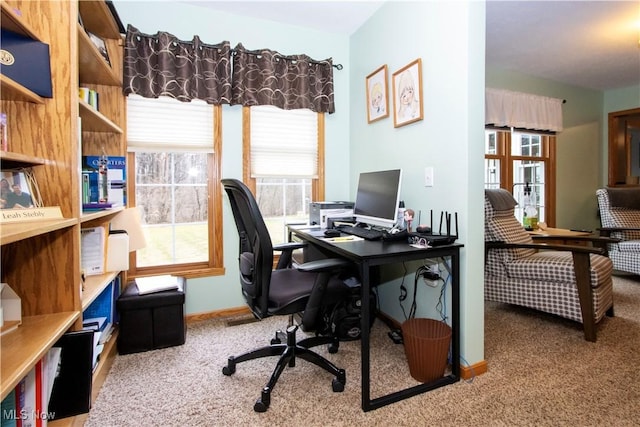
[222,324,346,412]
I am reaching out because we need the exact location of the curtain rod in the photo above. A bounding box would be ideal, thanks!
[230,47,343,70]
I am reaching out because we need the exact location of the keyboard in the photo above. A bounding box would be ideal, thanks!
[339,225,384,240]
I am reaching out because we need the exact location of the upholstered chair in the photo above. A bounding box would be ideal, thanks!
[596,188,640,276]
[485,189,614,342]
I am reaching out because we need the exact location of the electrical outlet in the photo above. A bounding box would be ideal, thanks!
[423,278,439,288]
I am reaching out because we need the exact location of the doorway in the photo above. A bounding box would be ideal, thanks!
[608,107,640,186]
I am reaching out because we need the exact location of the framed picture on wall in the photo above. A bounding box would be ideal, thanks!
[366,65,389,123]
[392,58,423,128]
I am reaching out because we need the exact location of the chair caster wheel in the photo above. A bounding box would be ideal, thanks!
[222,357,236,376]
[332,378,345,392]
[254,399,269,412]
[270,338,281,345]
[328,342,339,354]
[254,387,271,412]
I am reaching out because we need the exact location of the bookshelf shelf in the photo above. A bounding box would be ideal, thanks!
[78,23,121,87]
[0,0,40,40]
[0,218,77,245]
[79,99,123,133]
[80,205,124,224]
[0,150,47,169]
[0,311,80,400]
[82,271,120,310]
[0,74,44,104]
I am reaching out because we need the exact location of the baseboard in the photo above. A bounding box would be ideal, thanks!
[186,306,251,323]
[460,359,488,380]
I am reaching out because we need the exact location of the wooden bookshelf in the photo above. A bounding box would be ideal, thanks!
[0,0,126,411]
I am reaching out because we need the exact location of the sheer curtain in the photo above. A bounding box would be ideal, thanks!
[485,88,564,132]
[231,43,335,114]
[123,25,232,104]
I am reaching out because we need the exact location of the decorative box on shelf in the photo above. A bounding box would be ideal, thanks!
[1,282,22,335]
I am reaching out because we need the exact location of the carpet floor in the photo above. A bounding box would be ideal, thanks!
[85,275,640,426]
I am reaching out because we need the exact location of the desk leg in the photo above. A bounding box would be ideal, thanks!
[451,252,460,378]
[360,250,461,412]
[360,260,372,411]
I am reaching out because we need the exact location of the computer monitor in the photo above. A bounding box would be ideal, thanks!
[353,169,402,229]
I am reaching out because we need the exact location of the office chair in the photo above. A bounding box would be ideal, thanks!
[221,178,351,412]
[484,189,614,342]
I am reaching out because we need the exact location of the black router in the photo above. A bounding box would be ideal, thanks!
[411,210,459,246]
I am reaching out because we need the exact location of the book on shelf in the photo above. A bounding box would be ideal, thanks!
[1,112,7,151]
[80,226,106,276]
[82,202,123,211]
[78,87,99,110]
[82,155,126,206]
[8,348,59,427]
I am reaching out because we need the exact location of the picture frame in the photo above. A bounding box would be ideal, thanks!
[86,31,111,67]
[392,58,423,128]
[365,65,389,123]
[1,169,42,209]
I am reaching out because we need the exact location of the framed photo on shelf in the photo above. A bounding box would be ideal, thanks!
[392,58,423,128]
[1,169,42,209]
[366,65,389,123]
[86,31,111,66]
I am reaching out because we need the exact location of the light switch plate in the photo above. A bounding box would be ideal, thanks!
[424,167,434,187]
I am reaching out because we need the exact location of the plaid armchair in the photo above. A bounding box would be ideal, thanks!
[596,188,640,276]
[485,189,614,342]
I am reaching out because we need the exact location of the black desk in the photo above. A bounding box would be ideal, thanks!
[288,225,463,411]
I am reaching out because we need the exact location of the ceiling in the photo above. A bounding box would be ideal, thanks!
[182,0,640,91]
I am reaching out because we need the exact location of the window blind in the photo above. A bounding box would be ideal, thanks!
[126,94,214,152]
[250,105,318,178]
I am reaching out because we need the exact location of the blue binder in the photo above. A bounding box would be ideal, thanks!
[0,29,53,98]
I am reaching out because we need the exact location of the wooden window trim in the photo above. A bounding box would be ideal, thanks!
[128,106,224,279]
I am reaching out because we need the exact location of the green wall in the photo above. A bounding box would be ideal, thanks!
[114,1,353,315]
[114,1,638,369]
[349,1,486,366]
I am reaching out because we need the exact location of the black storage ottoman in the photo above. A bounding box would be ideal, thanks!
[116,277,186,354]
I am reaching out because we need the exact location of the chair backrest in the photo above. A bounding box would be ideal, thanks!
[484,189,535,275]
[222,178,274,318]
[596,188,640,241]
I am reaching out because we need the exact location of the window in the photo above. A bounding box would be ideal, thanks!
[126,95,223,277]
[243,106,324,244]
[484,128,556,226]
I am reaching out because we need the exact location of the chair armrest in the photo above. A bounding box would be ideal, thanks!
[485,240,605,255]
[598,227,640,237]
[531,235,620,244]
[274,241,307,270]
[296,258,351,273]
[273,241,307,252]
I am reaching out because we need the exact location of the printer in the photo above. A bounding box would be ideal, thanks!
[309,201,354,228]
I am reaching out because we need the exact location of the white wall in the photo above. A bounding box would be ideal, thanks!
[349,1,486,366]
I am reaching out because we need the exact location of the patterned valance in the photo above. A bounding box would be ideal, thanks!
[231,43,335,114]
[123,25,232,104]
